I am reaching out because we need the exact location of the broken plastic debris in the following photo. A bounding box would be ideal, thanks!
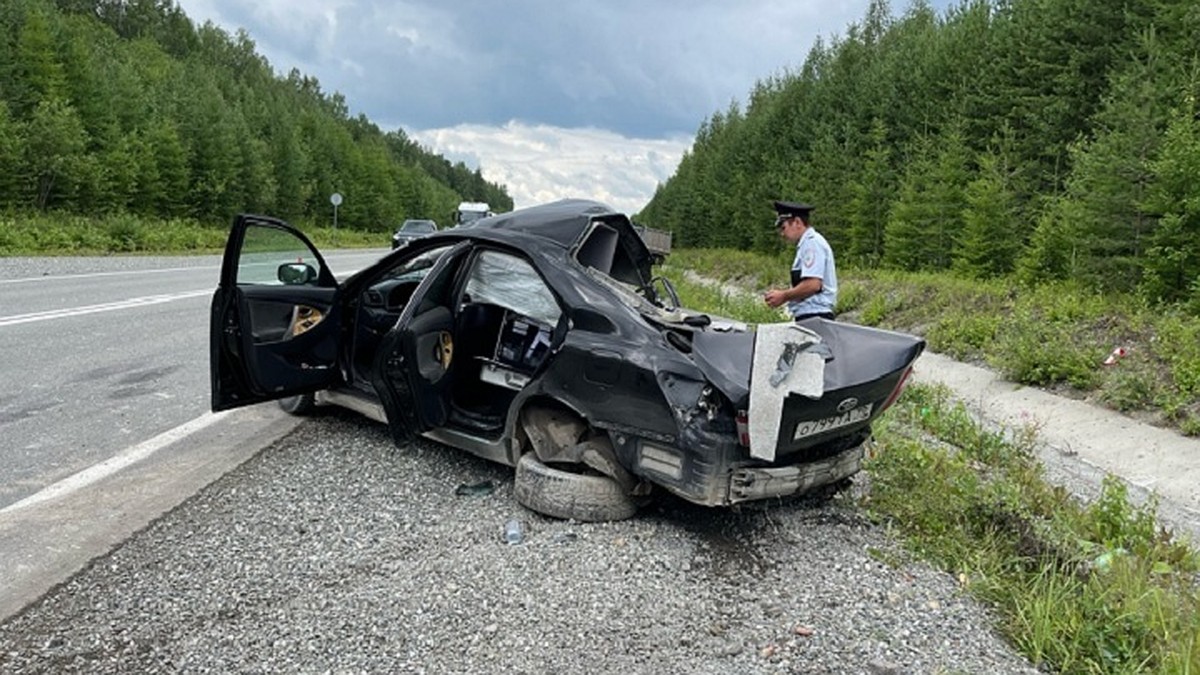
[454,480,495,497]
[1092,547,1128,572]
[1102,346,1129,366]
[768,341,835,387]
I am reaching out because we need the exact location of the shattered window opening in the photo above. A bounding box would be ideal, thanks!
[464,250,562,327]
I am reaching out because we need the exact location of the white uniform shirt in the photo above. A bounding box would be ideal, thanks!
[787,228,838,318]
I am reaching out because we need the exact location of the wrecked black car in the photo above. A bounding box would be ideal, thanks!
[211,199,925,521]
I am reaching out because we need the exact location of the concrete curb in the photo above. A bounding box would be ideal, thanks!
[0,405,301,622]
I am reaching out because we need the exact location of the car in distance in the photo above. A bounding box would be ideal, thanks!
[210,199,925,521]
[391,219,438,249]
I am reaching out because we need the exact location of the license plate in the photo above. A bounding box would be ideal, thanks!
[792,403,873,441]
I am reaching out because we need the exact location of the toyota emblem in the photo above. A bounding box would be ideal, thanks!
[836,397,859,413]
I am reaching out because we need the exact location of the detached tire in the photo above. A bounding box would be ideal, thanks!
[277,393,316,415]
[514,453,638,522]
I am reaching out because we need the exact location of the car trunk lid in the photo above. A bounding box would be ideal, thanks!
[691,319,925,461]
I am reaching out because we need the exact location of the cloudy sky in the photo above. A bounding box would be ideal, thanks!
[174,0,940,215]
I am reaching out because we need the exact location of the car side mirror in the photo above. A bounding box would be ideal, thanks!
[278,262,316,285]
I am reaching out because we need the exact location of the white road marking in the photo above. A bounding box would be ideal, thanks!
[0,411,231,515]
[0,266,218,285]
[0,251,383,286]
[0,290,210,327]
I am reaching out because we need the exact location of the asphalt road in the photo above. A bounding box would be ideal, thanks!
[0,250,387,618]
[0,250,387,510]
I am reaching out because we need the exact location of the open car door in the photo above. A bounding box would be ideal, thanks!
[211,214,343,412]
[372,242,472,442]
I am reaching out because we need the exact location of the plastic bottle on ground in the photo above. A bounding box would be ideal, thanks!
[502,519,524,545]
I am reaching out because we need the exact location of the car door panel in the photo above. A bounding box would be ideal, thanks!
[391,304,455,429]
[236,287,339,391]
[242,293,330,344]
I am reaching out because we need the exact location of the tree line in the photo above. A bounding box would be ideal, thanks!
[0,0,512,232]
[638,0,1200,309]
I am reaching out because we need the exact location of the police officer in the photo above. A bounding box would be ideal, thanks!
[763,200,838,321]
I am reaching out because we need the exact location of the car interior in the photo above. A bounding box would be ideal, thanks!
[575,219,648,290]
[443,248,561,433]
[350,243,562,437]
[345,218,655,437]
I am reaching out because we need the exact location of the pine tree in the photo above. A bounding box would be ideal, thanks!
[1017,196,1086,284]
[271,123,312,221]
[845,118,895,267]
[12,9,68,116]
[954,149,1020,278]
[1017,32,1176,290]
[0,101,24,209]
[144,119,189,217]
[1141,98,1200,306]
[22,98,88,209]
[883,125,972,270]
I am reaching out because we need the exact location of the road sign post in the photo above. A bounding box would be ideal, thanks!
[330,192,343,245]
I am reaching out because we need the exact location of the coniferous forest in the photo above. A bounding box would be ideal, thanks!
[0,0,512,234]
[638,0,1200,310]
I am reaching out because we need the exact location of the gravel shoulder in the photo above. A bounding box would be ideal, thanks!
[0,410,1037,674]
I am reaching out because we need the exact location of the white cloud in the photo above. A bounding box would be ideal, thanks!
[178,0,882,137]
[174,1,953,214]
[412,122,691,215]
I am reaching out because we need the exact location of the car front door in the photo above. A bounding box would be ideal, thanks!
[211,215,342,412]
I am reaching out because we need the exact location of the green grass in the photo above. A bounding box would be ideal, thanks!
[870,386,1200,674]
[0,211,384,256]
[662,249,1200,673]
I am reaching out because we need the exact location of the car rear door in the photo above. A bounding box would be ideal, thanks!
[372,242,472,441]
[211,215,343,412]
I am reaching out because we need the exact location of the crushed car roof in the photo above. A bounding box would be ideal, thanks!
[459,199,655,281]
[468,199,628,247]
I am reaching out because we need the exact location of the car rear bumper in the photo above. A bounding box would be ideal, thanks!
[632,432,870,507]
[727,443,865,502]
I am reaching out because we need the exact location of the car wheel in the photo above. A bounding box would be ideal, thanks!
[277,393,316,415]
[514,453,638,522]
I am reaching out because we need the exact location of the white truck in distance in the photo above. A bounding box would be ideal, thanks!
[452,202,494,227]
